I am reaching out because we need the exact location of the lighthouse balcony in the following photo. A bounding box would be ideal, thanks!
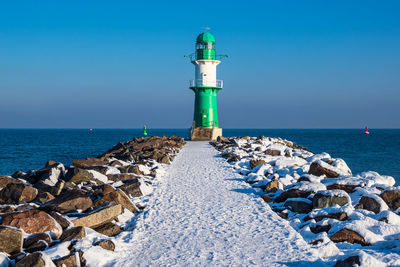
[189,79,223,88]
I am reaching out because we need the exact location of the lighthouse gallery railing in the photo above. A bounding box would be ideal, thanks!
[189,79,223,88]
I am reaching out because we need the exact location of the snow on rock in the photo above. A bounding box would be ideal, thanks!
[212,136,400,265]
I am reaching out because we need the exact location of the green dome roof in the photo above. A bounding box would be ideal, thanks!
[196,32,215,44]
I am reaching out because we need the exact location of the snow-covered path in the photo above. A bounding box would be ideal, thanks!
[111,141,321,266]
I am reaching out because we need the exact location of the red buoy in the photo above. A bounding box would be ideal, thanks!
[364,126,369,135]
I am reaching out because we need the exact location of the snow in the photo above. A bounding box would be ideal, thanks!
[0,253,10,267]
[106,141,321,266]
[87,170,109,184]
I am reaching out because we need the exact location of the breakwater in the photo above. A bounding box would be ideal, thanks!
[212,136,399,265]
[0,136,185,266]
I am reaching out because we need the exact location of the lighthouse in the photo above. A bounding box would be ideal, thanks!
[186,31,227,140]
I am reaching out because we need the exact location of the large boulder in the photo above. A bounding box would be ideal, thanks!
[0,183,38,204]
[93,240,115,251]
[284,198,312,213]
[262,180,279,193]
[23,233,51,249]
[65,168,104,184]
[330,228,369,246]
[93,222,123,237]
[380,190,400,211]
[118,179,143,197]
[265,149,281,156]
[326,184,359,193]
[1,210,62,239]
[25,163,65,186]
[60,226,86,242]
[312,190,350,209]
[309,162,340,178]
[53,251,85,267]
[0,226,23,254]
[249,159,265,169]
[275,189,313,203]
[41,191,93,214]
[15,252,52,267]
[118,165,143,175]
[95,189,139,213]
[355,196,382,214]
[106,173,138,182]
[0,176,23,188]
[334,255,361,267]
[72,157,108,168]
[72,202,123,229]
[304,212,348,222]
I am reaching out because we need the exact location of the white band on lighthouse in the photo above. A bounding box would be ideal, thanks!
[193,60,221,87]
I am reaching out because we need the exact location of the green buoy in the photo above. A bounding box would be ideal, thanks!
[143,125,148,136]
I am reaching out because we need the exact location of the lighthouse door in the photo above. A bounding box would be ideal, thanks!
[202,111,208,127]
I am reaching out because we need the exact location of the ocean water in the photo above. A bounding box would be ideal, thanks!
[0,129,399,184]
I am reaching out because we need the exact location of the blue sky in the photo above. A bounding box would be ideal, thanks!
[1,0,399,128]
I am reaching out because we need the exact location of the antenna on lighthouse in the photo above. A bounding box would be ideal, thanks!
[202,26,211,32]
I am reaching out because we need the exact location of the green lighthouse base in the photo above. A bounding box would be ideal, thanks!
[190,127,222,141]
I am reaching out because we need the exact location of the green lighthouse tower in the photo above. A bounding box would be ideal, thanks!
[186,31,227,140]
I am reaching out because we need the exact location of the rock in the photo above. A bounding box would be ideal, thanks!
[0,226,23,254]
[23,233,51,248]
[309,162,339,178]
[0,176,23,188]
[45,160,58,168]
[106,173,138,182]
[0,183,38,204]
[11,171,26,179]
[72,157,108,168]
[95,189,139,213]
[261,194,273,203]
[50,212,73,230]
[118,165,143,175]
[380,190,400,211]
[249,159,265,169]
[304,212,348,222]
[157,155,170,164]
[330,228,369,246]
[227,155,240,162]
[72,202,123,229]
[275,189,313,203]
[355,196,382,214]
[109,160,124,167]
[53,251,85,267]
[65,168,100,184]
[1,210,62,239]
[93,184,115,195]
[41,191,93,214]
[34,191,55,204]
[263,180,279,193]
[24,240,48,253]
[93,222,123,237]
[310,224,331,234]
[118,179,143,197]
[326,184,359,193]
[265,149,281,156]
[27,163,65,187]
[60,226,86,242]
[284,198,312,213]
[15,252,50,267]
[93,240,115,251]
[334,255,361,267]
[312,190,349,209]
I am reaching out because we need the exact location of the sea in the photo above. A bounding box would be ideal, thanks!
[0,129,399,184]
